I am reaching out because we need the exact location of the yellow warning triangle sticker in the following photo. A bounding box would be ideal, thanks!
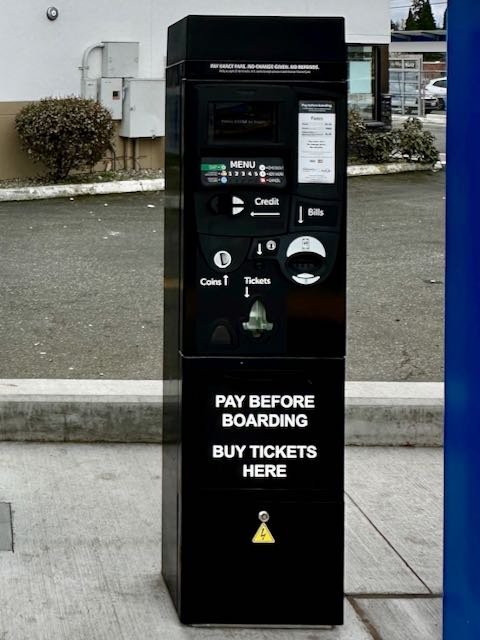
[252,523,275,544]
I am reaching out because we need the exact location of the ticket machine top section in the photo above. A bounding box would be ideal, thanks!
[167,15,346,71]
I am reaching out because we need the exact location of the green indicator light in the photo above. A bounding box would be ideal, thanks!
[201,163,227,171]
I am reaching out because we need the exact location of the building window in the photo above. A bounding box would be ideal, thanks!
[348,46,376,120]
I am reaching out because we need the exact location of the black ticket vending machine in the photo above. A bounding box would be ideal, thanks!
[163,15,347,626]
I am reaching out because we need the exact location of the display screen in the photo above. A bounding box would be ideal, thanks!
[208,102,278,143]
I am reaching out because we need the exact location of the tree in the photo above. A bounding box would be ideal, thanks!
[405,0,437,30]
[417,0,436,29]
[442,8,448,29]
[405,8,417,30]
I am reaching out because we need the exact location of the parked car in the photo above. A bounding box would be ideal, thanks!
[424,91,440,114]
[425,77,447,110]
[391,92,438,115]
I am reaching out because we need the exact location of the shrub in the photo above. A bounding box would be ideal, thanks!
[397,117,439,164]
[16,96,114,180]
[347,107,369,153]
[348,108,439,166]
[348,108,397,164]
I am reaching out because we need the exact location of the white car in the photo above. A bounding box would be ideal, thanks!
[391,91,438,115]
[425,77,447,110]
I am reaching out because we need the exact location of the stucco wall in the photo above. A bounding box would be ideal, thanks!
[0,2,389,179]
[1,1,390,101]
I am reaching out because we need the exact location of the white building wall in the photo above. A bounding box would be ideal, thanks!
[1,0,390,102]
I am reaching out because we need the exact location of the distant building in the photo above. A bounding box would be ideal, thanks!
[389,31,446,115]
[391,30,446,59]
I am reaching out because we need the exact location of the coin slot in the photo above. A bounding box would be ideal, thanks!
[213,250,232,269]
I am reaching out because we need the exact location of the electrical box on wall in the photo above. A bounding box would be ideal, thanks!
[119,79,165,138]
[102,42,139,78]
[99,78,123,120]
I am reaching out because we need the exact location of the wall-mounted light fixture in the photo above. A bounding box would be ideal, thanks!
[46,6,59,20]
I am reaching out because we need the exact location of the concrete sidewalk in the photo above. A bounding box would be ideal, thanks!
[0,443,442,639]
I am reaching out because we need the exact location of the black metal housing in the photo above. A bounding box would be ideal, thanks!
[163,14,347,626]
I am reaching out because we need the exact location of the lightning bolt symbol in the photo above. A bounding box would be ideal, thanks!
[261,527,266,540]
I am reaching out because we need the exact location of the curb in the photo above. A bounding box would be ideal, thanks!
[0,162,444,202]
[0,178,165,202]
[346,381,443,446]
[348,161,443,177]
[0,379,444,446]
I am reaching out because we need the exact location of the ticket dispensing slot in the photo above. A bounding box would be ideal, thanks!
[242,300,274,338]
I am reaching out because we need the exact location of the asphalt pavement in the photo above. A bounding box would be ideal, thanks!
[347,171,444,381]
[0,171,445,380]
[0,194,164,379]
[423,113,447,154]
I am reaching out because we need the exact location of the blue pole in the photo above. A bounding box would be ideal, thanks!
[444,1,480,638]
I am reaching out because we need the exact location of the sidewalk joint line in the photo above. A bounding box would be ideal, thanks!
[8,503,14,553]
[347,596,384,640]
[345,491,433,595]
